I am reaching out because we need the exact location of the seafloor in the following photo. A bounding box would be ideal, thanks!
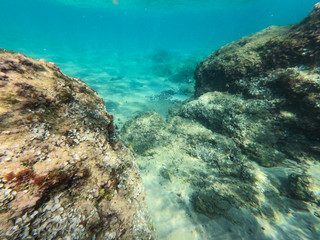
[1,0,320,240]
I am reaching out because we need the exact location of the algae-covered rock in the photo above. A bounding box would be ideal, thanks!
[122,108,319,237]
[174,92,287,167]
[189,3,320,164]
[288,173,320,202]
[120,3,320,239]
[0,51,152,239]
[195,3,320,97]
[121,109,320,239]
[121,111,170,155]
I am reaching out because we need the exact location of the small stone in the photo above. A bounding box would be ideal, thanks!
[288,174,316,201]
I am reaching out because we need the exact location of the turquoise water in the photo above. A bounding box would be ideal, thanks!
[1,1,320,239]
[0,0,318,125]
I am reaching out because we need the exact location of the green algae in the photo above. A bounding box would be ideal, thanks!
[96,188,114,205]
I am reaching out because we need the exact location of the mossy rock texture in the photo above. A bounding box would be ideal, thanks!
[0,51,152,239]
[120,109,320,239]
[195,3,320,97]
[120,3,320,239]
[121,111,170,155]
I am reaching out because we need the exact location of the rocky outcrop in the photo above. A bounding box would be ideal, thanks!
[0,50,152,239]
[120,3,320,239]
[195,3,320,97]
[121,108,320,239]
[192,3,320,145]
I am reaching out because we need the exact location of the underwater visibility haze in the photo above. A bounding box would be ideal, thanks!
[1,0,320,239]
[0,0,318,124]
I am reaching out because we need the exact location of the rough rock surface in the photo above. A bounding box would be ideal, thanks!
[0,49,152,239]
[120,3,320,240]
[121,109,320,239]
[195,2,320,97]
[120,112,170,155]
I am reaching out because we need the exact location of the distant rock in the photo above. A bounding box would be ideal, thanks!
[0,51,152,239]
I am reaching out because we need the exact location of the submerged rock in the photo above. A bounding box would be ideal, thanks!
[195,3,320,97]
[192,3,320,143]
[288,173,320,202]
[121,3,320,239]
[121,112,170,155]
[0,51,152,239]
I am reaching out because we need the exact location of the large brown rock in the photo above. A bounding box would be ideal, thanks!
[0,50,152,239]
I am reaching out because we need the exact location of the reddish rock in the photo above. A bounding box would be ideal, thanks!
[0,50,152,239]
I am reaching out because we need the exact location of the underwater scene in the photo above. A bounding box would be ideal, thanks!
[1,0,318,126]
[0,0,320,239]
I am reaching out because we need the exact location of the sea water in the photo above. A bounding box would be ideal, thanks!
[0,0,318,239]
[0,0,318,125]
